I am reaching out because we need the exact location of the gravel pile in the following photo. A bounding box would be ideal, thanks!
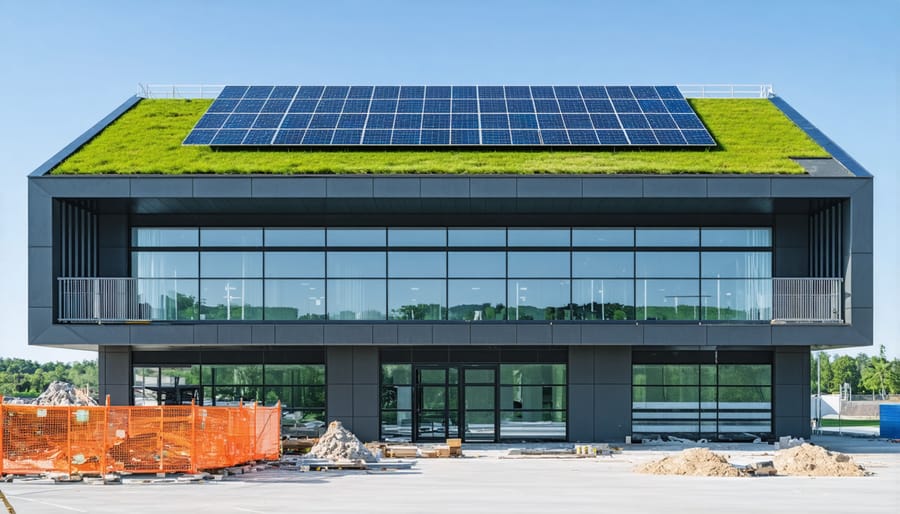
[308,421,377,462]
[774,443,866,477]
[636,447,744,477]
[34,381,98,406]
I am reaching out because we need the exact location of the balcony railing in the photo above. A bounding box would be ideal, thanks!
[58,278,148,323]
[57,277,843,324]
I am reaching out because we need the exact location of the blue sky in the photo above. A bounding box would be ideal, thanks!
[0,0,896,362]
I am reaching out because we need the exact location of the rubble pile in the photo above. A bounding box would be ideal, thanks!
[34,381,98,406]
[774,443,866,477]
[636,447,744,477]
[308,421,377,462]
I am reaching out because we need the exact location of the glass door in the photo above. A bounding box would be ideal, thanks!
[462,366,498,442]
[414,366,459,441]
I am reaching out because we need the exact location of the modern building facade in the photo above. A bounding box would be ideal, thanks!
[28,85,873,443]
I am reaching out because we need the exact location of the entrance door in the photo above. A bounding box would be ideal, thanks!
[461,367,497,442]
[414,367,459,441]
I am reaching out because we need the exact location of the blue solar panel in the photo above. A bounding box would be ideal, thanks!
[187,85,715,147]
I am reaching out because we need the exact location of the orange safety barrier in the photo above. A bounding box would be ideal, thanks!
[0,398,280,476]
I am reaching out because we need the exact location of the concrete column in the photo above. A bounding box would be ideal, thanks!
[773,346,811,438]
[326,346,379,441]
[98,346,131,405]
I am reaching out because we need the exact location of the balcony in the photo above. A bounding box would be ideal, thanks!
[57,277,844,325]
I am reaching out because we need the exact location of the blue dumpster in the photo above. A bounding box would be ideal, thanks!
[880,404,900,438]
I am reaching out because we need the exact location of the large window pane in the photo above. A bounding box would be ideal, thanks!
[508,279,571,320]
[265,364,325,385]
[636,279,700,320]
[327,252,386,277]
[701,228,771,247]
[508,228,570,247]
[636,252,698,278]
[448,228,506,246]
[388,252,446,277]
[265,252,325,278]
[718,364,771,386]
[200,228,263,247]
[572,252,633,278]
[701,279,772,320]
[449,252,505,277]
[382,364,412,385]
[508,252,570,277]
[500,410,566,439]
[388,228,446,246]
[448,279,506,320]
[133,252,198,278]
[199,279,263,320]
[327,228,386,246]
[701,252,771,278]
[388,279,446,320]
[133,228,198,247]
[200,252,262,277]
[381,410,413,441]
[636,228,699,247]
[264,228,325,247]
[137,279,198,320]
[327,279,386,320]
[203,364,263,385]
[572,279,634,320]
[572,228,634,247]
[501,385,566,410]
[500,364,566,385]
[264,279,325,320]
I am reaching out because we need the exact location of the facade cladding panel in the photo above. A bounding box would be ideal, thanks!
[27,96,873,443]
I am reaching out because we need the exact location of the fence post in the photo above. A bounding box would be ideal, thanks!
[158,406,164,473]
[190,399,197,474]
[67,405,73,476]
[101,396,110,478]
[277,401,282,459]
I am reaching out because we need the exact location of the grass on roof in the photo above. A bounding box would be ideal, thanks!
[51,98,828,175]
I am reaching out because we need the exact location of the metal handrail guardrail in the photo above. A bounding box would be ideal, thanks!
[137,84,224,99]
[57,277,148,323]
[772,277,843,323]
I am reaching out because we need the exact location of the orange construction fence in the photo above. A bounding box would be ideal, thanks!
[0,398,280,476]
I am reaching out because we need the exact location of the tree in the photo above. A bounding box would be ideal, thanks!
[861,345,897,398]
[830,355,860,395]
[810,352,833,393]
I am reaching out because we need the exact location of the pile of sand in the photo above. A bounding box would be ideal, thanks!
[308,421,377,462]
[774,443,866,477]
[34,381,97,406]
[636,447,744,477]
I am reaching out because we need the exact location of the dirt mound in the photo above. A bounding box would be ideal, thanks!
[636,448,744,477]
[308,421,377,462]
[774,443,866,477]
[34,381,97,406]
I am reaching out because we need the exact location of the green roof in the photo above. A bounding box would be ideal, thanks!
[51,98,828,175]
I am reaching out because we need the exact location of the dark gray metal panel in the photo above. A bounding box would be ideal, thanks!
[97,248,127,277]
[706,178,772,197]
[130,178,193,197]
[774,349,808,385]
[642,178,706,198]
[515,325,553,345]
[594,346,632,384]
[420,178,469,197]
[552,324,580,345]
[594,384,631,441]
[849,308,874,344]
[580,324,642,345]
[568,347,594,384]
[216,325,252,345]
[251,325,275,344]
[34,177,131,197]
[28,307,53,345]
[350,416,379,442]
[774,213,808,277]
[373,178,420,197]
[794,158,853,177]
[193,325,218,345]
[581,178,642,198]
[327,384,353,418]
[397,325,433,345]
[352,347,379,385]
[130,325,195,345]
[850,180,874,254]
[706,325,772,346]
[352,384,378,417]
[326,347,354,384]
[432,324,470,345]
[324,325,374,345]
[192,178,252,198]
[643,325,706,346]
[775,247,808,277]
[275,325,324,344]
[28,247,53,308]
[770,178,863,197]
[568,384,594,442]
[516,178,581,198]
[28,182,53,247]
[326,178,373,197]
[773,384,804,418]
[846,252,873,309]
[470,178,516,197]
[771,324,867,347]
[470,325,516,345]
[775,416,810,439]
[251,177,326,198]
[372,325,399,344]
[49,324,131,345]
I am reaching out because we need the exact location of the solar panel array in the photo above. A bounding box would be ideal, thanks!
[183,85,716,147]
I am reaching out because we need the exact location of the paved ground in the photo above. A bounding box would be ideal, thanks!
[2,435,899,514]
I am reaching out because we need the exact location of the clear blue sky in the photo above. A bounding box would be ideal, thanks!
[1,0,896,362]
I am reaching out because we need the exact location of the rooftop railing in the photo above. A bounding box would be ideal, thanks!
[772,277,843,323]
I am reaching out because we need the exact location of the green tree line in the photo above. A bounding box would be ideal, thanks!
[0,358,97,399]
[811,346,900,397]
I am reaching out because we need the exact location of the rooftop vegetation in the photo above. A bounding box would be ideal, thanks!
[51,98,828,175]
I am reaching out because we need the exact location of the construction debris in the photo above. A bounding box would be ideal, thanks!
[34,381,97,406]
[773,443,867,477]
[308,421,377,463]
[636,448,745,477]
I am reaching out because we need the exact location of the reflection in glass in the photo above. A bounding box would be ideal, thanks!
[199,279,263,320]
[701,279,772,320]
[572,228,634,247]
[636,228,699,247]
[381,411,413,441]
[134,252,198,278]
[327,279,386,320]
[388,252,446,278]
[264,228,325,247]
[448,279,506,320]
[508,279,571,320]
[200,228,263,247]
[701,252,771,278]
[382,364,412,385]
[133,228,198,247]
[327,252,386,277]
[572,279,634,320]
[499,410,566,439]
[327,228,386,246]
[264,279,325,320]
[448,228,506,246]
[465,411,495,441]
[636,252,697,278]
[449,252,505,277]
[264,252,325,278]
[572,252,634,278]
[508,252,570,277]
[388,228,446,246]
[200,252,263,277]
[137,279,198,320]
[701,228,771,247]
[507,228,570,247]
[264,364,326,385]
[636,279,700,320]
[388,279,446,320]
